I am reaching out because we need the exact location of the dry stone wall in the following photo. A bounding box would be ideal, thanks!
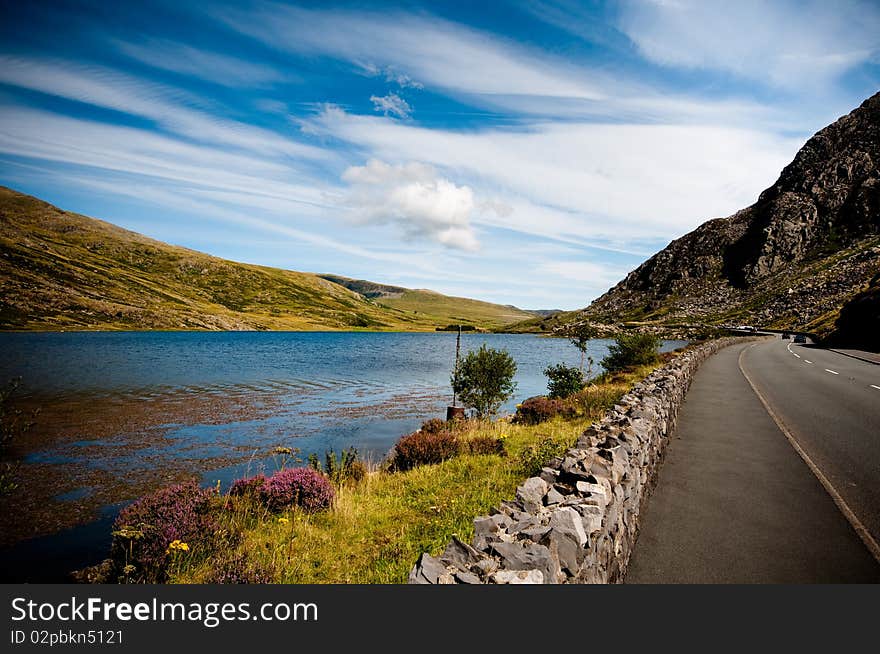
[409,338,743,585]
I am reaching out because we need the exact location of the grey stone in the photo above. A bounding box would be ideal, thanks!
[454,570,482,584]
[473,558,498,577]
[491,541,559,584]
[544,529,582,576]
[409,553,447,584]
[519,526,551,542]
[539,467,560,484]
[473,513,511,537]
[491,569,544,584]
[510,516,542,532]
[549,506,588,547]
[544,487,565,505]
[440,536,482,570]
[516,477,549,512]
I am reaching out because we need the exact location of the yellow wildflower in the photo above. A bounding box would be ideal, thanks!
[277,517,290,525]
[166,539,190,554]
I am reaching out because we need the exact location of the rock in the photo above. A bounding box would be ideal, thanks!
[544,529,582,576]
[519,526,552,542]
[491,541,560,584]
[515,477,549,512]
[549,506,588,547]
[473,513,511,537]
[440,536,482,570]
[474,558,498,577]
[454,570,482,584]
[492,570,544,584]
[545,487,565,505]
[409,553,448,584]
[539,467,560,484]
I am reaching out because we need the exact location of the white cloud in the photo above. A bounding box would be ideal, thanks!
[617,0,880,89]
[217,5,606,102]
[370,93,412,118]
[306,107,802,243]
[114,38,289,87]
[0,56,326,160]
[341,159,481,251]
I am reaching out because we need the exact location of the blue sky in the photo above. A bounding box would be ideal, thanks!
[1,0,878,310]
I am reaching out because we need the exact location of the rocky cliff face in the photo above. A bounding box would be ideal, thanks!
[576,92,880,342]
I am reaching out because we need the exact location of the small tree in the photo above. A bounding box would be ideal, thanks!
[451,345,517,418]
[564,323,597,377]
[601,333,660,372]
[544,363,585,399]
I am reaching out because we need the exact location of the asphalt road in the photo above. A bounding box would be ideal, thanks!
[741,336,880,548]
[626,339,880,583]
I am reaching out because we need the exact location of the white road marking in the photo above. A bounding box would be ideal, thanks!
[793,353,801,358]
[871,385,880,391]
[825,369,839,375]
[804,360,812,364]
[739,343,880,565]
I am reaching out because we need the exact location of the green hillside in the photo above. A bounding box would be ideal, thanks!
[0,187,534,332]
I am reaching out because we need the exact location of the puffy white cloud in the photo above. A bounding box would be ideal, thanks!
[370,93,412,118]
[341,159,481,251]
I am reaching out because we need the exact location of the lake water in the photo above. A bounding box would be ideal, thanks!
[0,331,685,580]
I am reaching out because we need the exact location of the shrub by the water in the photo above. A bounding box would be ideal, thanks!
[111,480,218,583]
[544,363,585,399]
[390,429,460,471]
[229,474,266,498]
[308,447,366,486]
[601,333,661,372]
[451,345,517,417]
[259,467,334,513]
[513,396,566,425]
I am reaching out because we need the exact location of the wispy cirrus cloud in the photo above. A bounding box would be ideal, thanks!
[616,0,880,89]
[0,56,326,160]
[114,38,291,88]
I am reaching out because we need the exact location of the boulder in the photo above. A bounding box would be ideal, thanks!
[515,477,549,513]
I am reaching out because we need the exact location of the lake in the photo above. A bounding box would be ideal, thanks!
[0,331,686,580]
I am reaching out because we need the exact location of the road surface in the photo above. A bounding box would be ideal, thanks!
[626,338,880,583]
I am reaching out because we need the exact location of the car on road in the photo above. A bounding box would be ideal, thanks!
[793,334,807,343]
[782,332,790,339]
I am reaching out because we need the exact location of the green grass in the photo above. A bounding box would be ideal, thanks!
[0,186,533,332]
[170,366,653,584]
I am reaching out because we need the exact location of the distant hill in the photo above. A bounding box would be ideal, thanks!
[319,274,535,327]
[508,92,880,348]
[0,187,535,332]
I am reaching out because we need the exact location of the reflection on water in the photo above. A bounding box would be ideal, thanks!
[0,331,686,580]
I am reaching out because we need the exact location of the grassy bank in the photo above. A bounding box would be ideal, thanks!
[158,364,661,584]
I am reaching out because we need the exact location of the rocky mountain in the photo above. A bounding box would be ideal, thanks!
[528,92,880,347]
[0,187,534,331]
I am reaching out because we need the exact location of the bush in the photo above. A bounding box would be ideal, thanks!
[420,418,450,434]
[111,480,219,583]
[513,396,565,425]
[465,435,506,456]
[544,363,585,399]
[308,447,366,486]
[517,436,568,476]
[601,333,661,372]
[260,467,335,513]
[390,429,460,471]
[229,474,266,498]
[451,345,518,417]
